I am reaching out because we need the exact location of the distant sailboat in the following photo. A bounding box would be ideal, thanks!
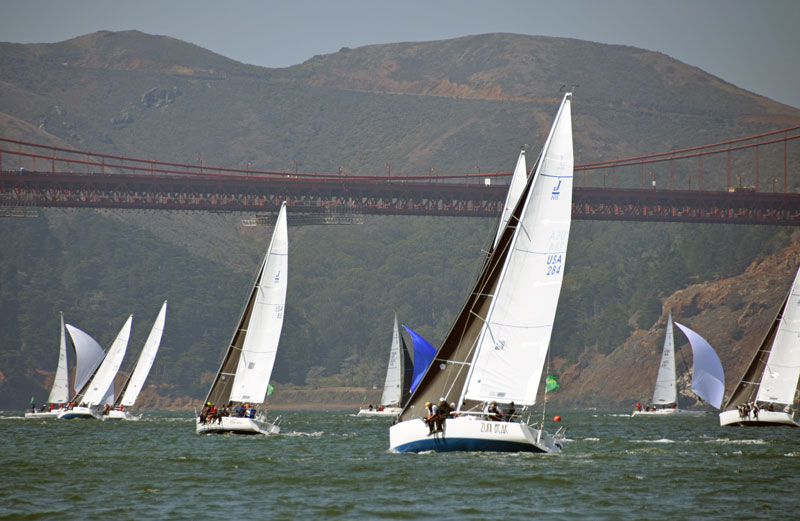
[196,202,287,435]
[25,312,70,418]
[104,301,167,421]
[58,316,132,420]
[632,312,709,416]
[720,263,800,427]
[357,314,413,417]
[389,92,573,453]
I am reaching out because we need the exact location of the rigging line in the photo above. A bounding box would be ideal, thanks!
[541,342,551,428]
[436,267,499,402]
[444,333,481,408]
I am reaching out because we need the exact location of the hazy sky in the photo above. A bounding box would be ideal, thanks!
[2,0,799,108]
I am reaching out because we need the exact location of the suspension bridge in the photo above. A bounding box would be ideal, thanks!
[1,125,798,225]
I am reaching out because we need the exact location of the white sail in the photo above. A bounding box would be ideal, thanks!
[464,93,573,405]
[756,266,800,405]
[230,202,288,403]
[65,324,106,397]
[380,314,403,407]
[82,315,133,406]
[47,312,70,404]
[674,322,725,409]
[652,311,678,405]
[492,148,528,249]
[121,301,167,407]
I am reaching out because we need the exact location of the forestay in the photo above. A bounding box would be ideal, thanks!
[675,322,725,409]
[82,315,133,406]
[229,203,288,403]
[463,93,573,406]
[47,312,70,404]
[652,311,677,405]
[756,266,800,405]
[65,324,106,396]
[120,301,167,407]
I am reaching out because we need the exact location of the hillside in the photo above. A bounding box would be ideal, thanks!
[2,31,799,410]
[549,232,800,409]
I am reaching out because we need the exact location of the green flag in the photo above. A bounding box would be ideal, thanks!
[30,396,35,405]
[546,375,559,392]
[267,384,274,396]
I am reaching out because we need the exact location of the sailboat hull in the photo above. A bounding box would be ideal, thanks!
[24,410,61,419]
[632,408,706,417]
[389,415,563,454]
[57,406,99,420]
[102,410,140,421]
[719,409,800,427]
[356,407,401,417]
[195,415,280,435]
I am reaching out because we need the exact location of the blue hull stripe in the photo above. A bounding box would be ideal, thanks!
[393,437,547,454]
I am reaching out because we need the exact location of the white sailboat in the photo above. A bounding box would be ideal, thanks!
[25,312,70,418]
[58,316,132,419]
[389,91,573,453]
[357,314,413,417]
[632,311,707,417]
[104,301,167,421]
[196,202,288,435]
[720,263,800,427]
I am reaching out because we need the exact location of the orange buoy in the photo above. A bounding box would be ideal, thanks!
[553,415,561,422]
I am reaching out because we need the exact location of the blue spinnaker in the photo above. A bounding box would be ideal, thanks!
[402,326,437,393]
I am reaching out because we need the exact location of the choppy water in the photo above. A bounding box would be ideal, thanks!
[2,410,798,520]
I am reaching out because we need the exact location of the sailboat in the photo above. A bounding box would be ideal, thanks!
[719,263,800,427]
[196,202,288,435]
[104,301,167,420]
[58,316,132,419]
[632,312,709,416]
[389,91,573,453]
[25,312,71,418]
[357,314,413,417]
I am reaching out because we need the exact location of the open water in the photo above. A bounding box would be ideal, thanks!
[2,409,798,520]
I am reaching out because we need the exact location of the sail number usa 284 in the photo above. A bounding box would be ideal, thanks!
[545,254,562,276]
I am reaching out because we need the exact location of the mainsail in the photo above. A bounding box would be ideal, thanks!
[397,92,573,420]
[379,314,412,407]
[674,322,725,409]
[82,315,133,406]
[205,202,288,407]
[755,266,800,405]
[117,301,167,407]
[492,148,528,250]
[65,324,106,398]
[652,311,678,405]
[46,312,70,404]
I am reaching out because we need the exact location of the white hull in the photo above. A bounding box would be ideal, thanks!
[195,415,281,435]
[24,410,61,419]
[356,407,401,417]
[57,406,99,420]
[632,408,706,417]
[389,415,563,453]
[102,410,140,421]
[719,408,800,427]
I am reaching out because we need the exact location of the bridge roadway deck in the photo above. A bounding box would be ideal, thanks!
[1,170,799,225]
